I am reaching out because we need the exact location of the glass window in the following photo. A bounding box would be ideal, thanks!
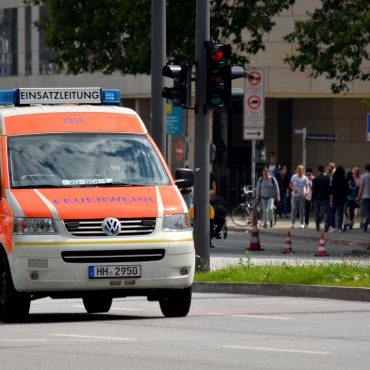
[0,8,17,76]
[25,6,32,75]
[39,6,59,74]
[8,133,171,188]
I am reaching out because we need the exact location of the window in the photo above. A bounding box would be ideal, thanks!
[8,133,170,188]
[0,8,17,76]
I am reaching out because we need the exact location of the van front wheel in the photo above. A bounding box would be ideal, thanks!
[159,287,192,317]
[0,254,30,323]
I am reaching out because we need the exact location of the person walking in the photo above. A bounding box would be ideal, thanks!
[353,166,366,228]
[304,168,314,228]
[343,170,358,231]
[357,163,370,233]
[329,166,348,233]
[276,165,291,219]
[256,167,280,228]
[290,164,309,229]
[311,165,331,232]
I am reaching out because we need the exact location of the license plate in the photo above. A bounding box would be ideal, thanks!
[88,265,141,279]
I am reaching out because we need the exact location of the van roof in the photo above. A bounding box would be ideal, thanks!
[0,105,148,135]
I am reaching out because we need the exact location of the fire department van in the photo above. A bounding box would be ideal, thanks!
[0,87,195,322]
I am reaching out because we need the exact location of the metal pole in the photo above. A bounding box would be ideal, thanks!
[151,0,166,157]
[193,0,210,271]
[302,127,307,169]
[251,139,256,196]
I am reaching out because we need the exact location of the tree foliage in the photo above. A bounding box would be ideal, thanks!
[27,0,294,75]
[284,0,370,93]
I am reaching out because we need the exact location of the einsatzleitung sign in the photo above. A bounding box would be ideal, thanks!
[243,68,265,140]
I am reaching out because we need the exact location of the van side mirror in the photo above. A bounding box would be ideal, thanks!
[174,168,194,188]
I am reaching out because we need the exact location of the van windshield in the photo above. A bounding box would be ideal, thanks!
[8,133,171,188]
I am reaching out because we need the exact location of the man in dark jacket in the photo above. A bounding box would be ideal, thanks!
[311,165,331,232]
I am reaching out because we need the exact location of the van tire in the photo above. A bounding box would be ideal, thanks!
[83,295,112,313]
[159,287,192,317]
[0,254,30,323]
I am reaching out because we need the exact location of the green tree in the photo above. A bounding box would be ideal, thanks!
[284,0,370,93]
[27,0,294,75]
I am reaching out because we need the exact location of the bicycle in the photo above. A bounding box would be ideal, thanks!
[231,185,277,227]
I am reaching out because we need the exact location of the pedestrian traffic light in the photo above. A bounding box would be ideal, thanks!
[205,42,231,110]
[162,62,191,108]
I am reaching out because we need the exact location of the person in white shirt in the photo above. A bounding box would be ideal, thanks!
[304,168,314,228]
[290,164,309,229]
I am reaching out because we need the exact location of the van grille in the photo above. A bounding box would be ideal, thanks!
[61,249,165,263]
[64,218,156,237]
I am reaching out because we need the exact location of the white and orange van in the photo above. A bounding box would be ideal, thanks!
[0,87,195,322]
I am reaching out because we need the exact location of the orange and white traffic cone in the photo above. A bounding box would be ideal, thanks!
[247,216,264,251]
[281,231,295,254]
[315,233,330,257]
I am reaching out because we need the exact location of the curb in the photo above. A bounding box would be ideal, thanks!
[193,282,370,302]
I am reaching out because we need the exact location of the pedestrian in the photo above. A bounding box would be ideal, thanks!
[325,164,335,230]
[256,167,280,228]
[275,165,291,219]
[343,170,358,231]
[329,166,348,232]
[304,168,314,228]
[353,166,366,228]
[357,163,370,233]
[266,153,280,178]
[290,164,309,229]
[311,165,331,232]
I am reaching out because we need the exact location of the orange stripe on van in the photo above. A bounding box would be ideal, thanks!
[159,186,185,215]
[11,189,53,217]
[4,112,145,135]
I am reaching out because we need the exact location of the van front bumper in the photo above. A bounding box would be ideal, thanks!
[10,234,195,294]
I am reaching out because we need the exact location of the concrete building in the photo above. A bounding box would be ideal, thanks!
[1,0,369,203]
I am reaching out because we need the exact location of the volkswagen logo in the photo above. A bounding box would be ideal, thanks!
[102,217,121,236]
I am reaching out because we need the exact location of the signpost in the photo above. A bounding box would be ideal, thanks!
[367,113,370,142]
[243,68,265,193]
[175,140,184,161]
[165,103,183,135]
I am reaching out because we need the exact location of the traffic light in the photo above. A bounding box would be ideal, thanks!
[162,62,191,108]
[205,42,231,110]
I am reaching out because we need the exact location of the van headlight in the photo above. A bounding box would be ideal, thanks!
[162,214,192,232]
[13,218,58,234]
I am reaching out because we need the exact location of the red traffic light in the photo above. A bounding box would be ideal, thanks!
[211,48,224,62]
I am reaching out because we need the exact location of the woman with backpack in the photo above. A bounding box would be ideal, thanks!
[256,167,280,228]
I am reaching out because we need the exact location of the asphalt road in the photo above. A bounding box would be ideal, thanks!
[1,293,370,370]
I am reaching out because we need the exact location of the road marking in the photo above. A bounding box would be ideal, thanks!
[222,345,333,355]
[232,314,292,320]
[51,334,132,342]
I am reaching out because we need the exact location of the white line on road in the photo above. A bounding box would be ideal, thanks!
[232,314,292,320]
[51,334,132,342]
[222,345,333,355]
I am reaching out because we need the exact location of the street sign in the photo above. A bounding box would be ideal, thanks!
[175,140,184,161]
[166,103,183,135]
[243,68,264,135]
[367,113,370,142]
[306,134,336,141]
[243,127,264,140]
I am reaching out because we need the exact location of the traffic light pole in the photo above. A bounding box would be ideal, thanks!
[193,0,210,271]
[151,0,166,156]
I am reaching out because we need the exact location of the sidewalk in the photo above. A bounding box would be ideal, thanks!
[226,217,370,248]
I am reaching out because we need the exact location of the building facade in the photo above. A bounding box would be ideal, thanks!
[1,0,369,203]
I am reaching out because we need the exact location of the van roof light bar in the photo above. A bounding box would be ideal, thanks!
[0,88,120,106]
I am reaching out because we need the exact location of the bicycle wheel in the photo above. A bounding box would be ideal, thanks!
[231,205,249,227]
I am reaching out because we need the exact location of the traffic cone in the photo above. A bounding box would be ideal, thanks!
[315,233,330,257]
[247,216,264,251]
[281,231,295,254]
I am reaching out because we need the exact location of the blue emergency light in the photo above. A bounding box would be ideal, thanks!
[0,88,120,105]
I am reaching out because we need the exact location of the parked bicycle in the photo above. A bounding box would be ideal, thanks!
[231,185,277,227]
